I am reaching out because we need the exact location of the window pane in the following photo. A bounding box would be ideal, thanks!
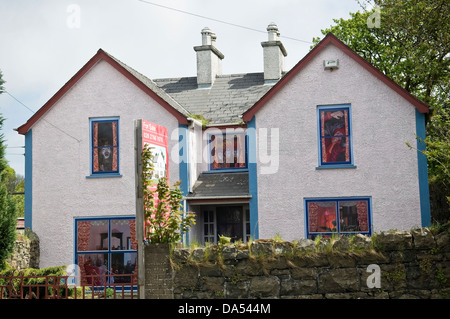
[339,201,359,232]
[111,252,137,284]
[245,209,250,241]
[321,137,349,163]
[77,220,109,251]
[321,109,348,136]
[307,201,337,233]
[78,253,109,286]
[111,219,136,250]
[320,108,350,164]
[92,120,118,173]
[216,207,243,242]
[339,200,369,232]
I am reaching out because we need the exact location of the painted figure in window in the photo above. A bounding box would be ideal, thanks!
[321,109,350,163]
[93,121,118,172]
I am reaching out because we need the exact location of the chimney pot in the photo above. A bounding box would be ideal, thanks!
[201,27,213,45]
[267,22,280,41]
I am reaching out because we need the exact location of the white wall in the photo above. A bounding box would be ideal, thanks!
[254,44,421,241]
[31,60,181,267]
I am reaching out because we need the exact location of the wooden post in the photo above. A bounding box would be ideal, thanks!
[134,119,145,298]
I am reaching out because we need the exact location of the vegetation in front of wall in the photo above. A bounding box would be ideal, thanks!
[0,264,71,299]
[436,268,448,288]
[174,222,450,267]
[384,264,407,284]
[16,228,39,243]
[141,144,196,244]
[172,232,380,270]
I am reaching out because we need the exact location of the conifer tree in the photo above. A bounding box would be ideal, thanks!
[0,71,18,269]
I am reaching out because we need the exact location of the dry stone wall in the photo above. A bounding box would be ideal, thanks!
[145,226,450,299]
[6,231,40,270]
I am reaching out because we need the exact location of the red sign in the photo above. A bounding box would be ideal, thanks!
[142,120,169,181]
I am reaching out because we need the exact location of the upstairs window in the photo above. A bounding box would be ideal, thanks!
[209,132,247,170]
[91,118,119,175]
[318,105,353,167]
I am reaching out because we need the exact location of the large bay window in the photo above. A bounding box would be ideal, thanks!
[75,217,137,285]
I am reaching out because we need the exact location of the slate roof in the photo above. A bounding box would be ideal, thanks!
[186,172,251,199]
[153,73,274,125]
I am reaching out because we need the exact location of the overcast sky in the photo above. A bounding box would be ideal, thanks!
[0,0,364,176]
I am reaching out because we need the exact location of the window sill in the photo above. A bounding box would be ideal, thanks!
[315,164,357,170]
[86,173,123,178]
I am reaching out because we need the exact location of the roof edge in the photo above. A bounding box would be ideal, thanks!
[17,49,189,135]
[242,33,429,122]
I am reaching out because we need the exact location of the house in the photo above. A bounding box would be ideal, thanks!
[16,24,430,270]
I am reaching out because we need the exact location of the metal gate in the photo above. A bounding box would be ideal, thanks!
[0,272,138,299]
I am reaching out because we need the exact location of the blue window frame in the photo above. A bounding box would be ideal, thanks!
[90,118,120,176]
[208,131,248,171]
[74,216,137,286]
[305,197,372,239]
[317,105,354,168]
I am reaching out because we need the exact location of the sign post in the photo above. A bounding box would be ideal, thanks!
[135,119,169,298]
[135,119,145,298]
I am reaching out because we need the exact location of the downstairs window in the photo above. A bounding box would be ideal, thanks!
[75,216,137,286]
[305,197,371,239]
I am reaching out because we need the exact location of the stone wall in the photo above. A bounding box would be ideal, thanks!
[6,230,40,270]
[144,226,450,299]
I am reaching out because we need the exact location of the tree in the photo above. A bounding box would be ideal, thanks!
[312,0,450,222]
[0,126,18,269]
[0,71,18,269]
[313,0,449,110]
[0,70,5,94]
[142,144,195,243]
[3,167,25,218]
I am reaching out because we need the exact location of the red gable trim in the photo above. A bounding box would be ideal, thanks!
[17,49,188,135]
[243,33,429,122]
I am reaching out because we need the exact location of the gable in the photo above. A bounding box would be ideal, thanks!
[242,33,429,122]
[17,49,189,135]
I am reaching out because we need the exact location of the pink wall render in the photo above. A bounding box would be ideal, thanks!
[254,42,423,241]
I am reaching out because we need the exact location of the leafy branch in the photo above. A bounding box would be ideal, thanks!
[141,144,195,243]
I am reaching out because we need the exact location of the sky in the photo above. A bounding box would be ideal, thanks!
[0,0,364,177]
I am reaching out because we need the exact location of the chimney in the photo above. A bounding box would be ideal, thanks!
[194,27,224,88]
[261,23,287,84]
